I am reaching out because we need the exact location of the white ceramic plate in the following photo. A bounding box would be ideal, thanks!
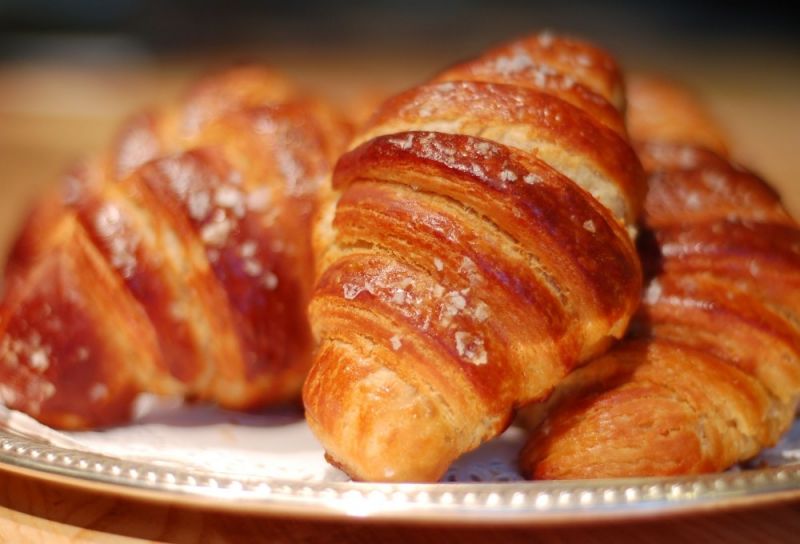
[0,404,799,525]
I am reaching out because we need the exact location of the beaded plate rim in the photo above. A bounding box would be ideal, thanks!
[1,427,799,523]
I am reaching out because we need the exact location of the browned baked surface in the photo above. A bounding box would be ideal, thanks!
[0,67,350,428]
[303,33,645,482]
[520,76,800,479]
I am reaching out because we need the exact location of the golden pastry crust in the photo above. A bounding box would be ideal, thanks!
[354,81,643,225]
[522,339,776,479]
[520,76,800,479]
[434,34,626,136]
[626,75,729,157]
[0,67,350,428]
[304,33,645,482]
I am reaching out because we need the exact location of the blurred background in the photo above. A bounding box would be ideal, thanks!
[0,0,798,256]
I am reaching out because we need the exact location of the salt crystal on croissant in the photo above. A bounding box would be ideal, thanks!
[0,67,350,429]
[519,76,800,479]
[303,33,645,482]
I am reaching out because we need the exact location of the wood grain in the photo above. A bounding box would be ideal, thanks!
[1,470,800,544]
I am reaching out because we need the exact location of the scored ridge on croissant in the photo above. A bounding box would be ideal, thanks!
[0,67,349,428]
[303,33,645,482]
[519,76,800,479]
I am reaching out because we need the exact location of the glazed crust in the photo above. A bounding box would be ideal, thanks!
[0,67,349,428]
[520,76,800,479]
[303,33,645,482]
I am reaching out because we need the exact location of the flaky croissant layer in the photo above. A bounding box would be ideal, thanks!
[304,33,645,482]
[0,67,350,428]
[520,77,800,479]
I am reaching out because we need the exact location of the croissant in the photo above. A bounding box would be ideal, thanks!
[519,76,800,479]
[303,33,646,482]
[0,67,349,429]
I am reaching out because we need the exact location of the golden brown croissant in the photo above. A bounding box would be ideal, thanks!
[303,33,646,482]
[0,67,349,429]
[519,76,800,479]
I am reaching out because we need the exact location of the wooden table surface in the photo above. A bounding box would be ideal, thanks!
[0,48,798,542]
[1,469,800,544]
